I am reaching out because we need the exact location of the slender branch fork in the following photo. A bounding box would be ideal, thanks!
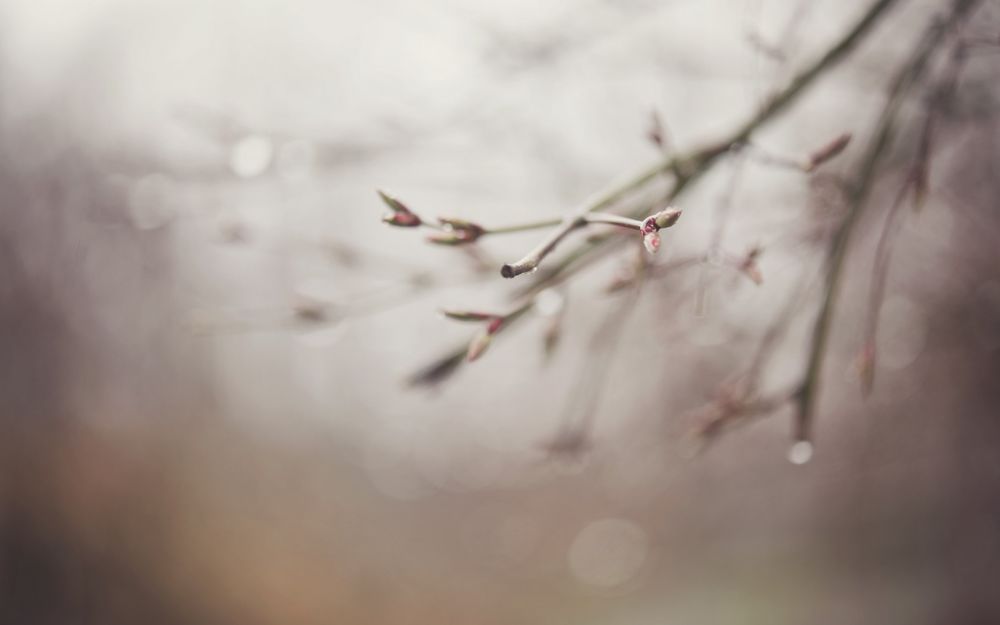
[499,209,679,278]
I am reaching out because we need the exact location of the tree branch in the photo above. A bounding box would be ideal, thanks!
[498,0,902,284]
[794,0,981,443]
[408,0,905,385]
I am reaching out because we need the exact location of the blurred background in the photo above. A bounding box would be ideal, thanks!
[1,0,999,623]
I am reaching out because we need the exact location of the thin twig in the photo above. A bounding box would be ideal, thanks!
[500,215,588,278]
[545,264,647,459]
[484,217,564,234]
[860,37,970,394]
[501,211,675,277]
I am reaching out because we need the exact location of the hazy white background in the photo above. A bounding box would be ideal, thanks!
[1,0,997,623]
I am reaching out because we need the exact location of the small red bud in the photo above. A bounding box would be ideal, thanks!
[642,230,661,254]
[806,133,851,172]
[486,316,504,335]
[378,190,423,227]
[739,247,764,285]
[640,215,658,235]
[457,314,506,361]
[426,217,484,245]
[382,211,422,227]
[741,262,763,285]
[438,217,483,233]
[638,208,680,255]
[466,330,492,362]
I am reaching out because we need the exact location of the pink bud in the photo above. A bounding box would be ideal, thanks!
[378,190,423,227]
[426,218,484,245]
[642,230,661,254]
[741,263,763,285]
[806,133,851,172]
[438,217,483,233]
[466,331,492,362]
[640,216,658,235]
[382,211,422,227]
[486,316,504,334]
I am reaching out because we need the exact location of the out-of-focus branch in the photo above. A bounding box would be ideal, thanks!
[543,264,647,460]
[794,0,981,444]
[687,267,816,452]
[860,38,970,394]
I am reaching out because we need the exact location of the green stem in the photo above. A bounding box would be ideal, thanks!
[483,217,564,235]
[584,213,644,229]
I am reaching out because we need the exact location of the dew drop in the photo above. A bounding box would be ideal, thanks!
[788,440,814,465]
[535,288,564,316]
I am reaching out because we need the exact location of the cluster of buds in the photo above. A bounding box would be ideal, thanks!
[427,217,485,246]
[441,309,507,361]
[379,190,487,245]
[378,190,422,227]
[639,207,682,254]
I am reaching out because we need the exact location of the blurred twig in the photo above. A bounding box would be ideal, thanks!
[859,37,970,394]
[794,0,982,443]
